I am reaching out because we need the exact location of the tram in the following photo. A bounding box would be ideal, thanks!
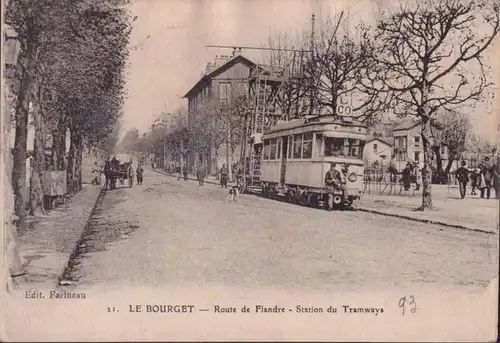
[258,115,367,208]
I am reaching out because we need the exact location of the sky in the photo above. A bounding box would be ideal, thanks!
[122,0,499,143]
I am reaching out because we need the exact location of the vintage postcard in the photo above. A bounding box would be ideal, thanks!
[1,0,499,341]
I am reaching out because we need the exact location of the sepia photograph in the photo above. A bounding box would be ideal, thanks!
[2,0,499,341]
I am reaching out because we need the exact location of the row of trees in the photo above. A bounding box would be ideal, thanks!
[126,91,251,180]
[263,0,499,209]
[5,0,132,224]
[130,0,498,211]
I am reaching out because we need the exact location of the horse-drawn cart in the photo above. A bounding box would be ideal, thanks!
[106,161,134,190]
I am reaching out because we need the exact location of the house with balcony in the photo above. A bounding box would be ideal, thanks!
[392,119,449,172]
[183,51,256,174]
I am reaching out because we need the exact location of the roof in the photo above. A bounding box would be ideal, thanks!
[392,119,420,131]
[392,118,443,132]
[267,115,366,134]
[366,137,394,146]
[183,55,256,98]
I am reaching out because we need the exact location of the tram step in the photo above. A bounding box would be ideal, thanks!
[246,186,262,194]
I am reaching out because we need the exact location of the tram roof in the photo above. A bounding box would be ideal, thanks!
[267,115,366,134]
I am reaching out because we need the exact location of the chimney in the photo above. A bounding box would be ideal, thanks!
[205,62,216,74]
[214,54,230,67]
[232,47,242,57]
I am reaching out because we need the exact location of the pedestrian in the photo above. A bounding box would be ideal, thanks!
[220,164,228,188]
[103,157,111,190]
[455,161,469,199]
[494,155,500,199]
[324,162,344,210]
[401,162,412,191]
[480,157,494,199]
[470,169,479,195]
[412,162,420,191]
[136,164,144,185]
[91,162,101,186]
[183,164,188,181]
[196,165,206,186]
[176,165,182,181]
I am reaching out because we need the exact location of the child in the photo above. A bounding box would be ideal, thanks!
[91,162,101,186]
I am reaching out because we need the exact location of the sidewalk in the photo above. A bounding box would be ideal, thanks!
[355,186,498,234]
[13,183,103,288]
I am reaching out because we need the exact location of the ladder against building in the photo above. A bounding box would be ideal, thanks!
[245,64,285,193]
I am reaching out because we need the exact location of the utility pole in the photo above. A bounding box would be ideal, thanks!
[309,13,316,115]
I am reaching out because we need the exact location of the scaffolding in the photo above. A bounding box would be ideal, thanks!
[206,15,315,191]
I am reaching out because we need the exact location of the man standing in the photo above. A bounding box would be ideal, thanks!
[182,164,188,181]
[220,164,228,188]
[103,157,111,190]
[480,156,494,199]
[136,164,144,185]
[324,162,344,210]
[470,169,479,195]
[495,155,500,199]
[455,161,469,199]
[401,162,412,191]
[196,164,206,187]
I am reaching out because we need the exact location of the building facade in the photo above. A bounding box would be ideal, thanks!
[363,137,394,168]
[392,119,449,172]
[183,53,255,174]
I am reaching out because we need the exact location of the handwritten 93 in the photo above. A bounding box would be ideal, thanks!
[399,295,418,315]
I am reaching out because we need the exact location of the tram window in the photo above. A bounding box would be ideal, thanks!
[288,136,293,159]
[293,134,303,159]
[263,139,270,160]
[277,138,281,159]
[324,138,365,157]
[324,138,345,157]
[315,134,323,158]
[302,132,313,159]
[270,138,277,160]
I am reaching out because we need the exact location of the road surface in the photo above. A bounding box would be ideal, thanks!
[64,169,497,293]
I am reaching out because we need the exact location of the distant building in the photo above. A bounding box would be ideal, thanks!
[392,119,448,172]
[183,52,255,174]
[363,137,394,168]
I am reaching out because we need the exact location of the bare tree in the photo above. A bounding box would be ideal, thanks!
[265,30,313,118]
[466,134,496,155]
[313,13,367,115]
[363,0,499,210]
[431,109,472,179]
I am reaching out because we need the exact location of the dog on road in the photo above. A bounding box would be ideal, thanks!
[226,185,240,202]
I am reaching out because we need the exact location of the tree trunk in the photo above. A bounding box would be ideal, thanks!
[29,96,45,215]
[51,118,67,170]
[418,116,433,210]
[214,147,219,180]
[75,134,83,191]
[180,139,184,170]
[443,158,455,177]
[431,146,445,183]
[11,70,32,225]
[66,130,77,193]
[225,138,230,182]
[3,77,25,286]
